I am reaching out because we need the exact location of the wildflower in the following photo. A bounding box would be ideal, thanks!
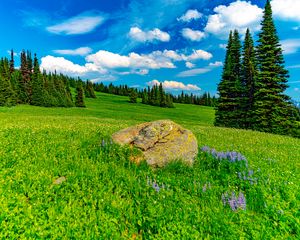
[222,191,247,211]
[237,192,246,210]
[201,146,210,152]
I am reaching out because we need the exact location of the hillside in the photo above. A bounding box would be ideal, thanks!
[0,92,299,239]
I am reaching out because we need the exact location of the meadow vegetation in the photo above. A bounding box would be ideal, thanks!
[0,92,299,239]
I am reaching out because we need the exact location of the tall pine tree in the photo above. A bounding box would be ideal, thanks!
[75,80,85,107]
[241,28,257,129]
[215,31,235,127]
[253,0,294,134]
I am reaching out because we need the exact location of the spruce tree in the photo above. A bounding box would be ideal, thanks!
[75,80,85,107]
[142,89,148,104]
[129,89,138,103]
[241,29,257,128]
[86,80,96,98]
[215,31,235,127]
[31,54,45,106]
[0,59,16,106]
[20,50,31,103]
[253,0,294,134]
[231,30,243,127]
[9,50,14,74]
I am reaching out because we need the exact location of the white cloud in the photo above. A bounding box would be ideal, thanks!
[150,49,212,62]
[219,43,227,49]
[185,62,195,69]
[272,0,300,22]
[148,80,201,91]
[182,28,206,41]
[204,0,263,38]
[40,55,105,76]
[209,61,223,67]
[281,39,300,54]
[186,50,212,61]
[40,48,213,79]
[177,68,211,77]
[129,27,170,42]
[177,9,203,22]
[53,47,92,56]
[86,50,175,70]
[47,13,105,35]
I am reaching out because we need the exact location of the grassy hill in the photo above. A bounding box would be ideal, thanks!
[0,92,299,239]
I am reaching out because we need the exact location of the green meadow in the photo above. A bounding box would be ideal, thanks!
[0,92,299,239]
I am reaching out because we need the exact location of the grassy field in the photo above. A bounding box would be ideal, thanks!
[0,92,299,239]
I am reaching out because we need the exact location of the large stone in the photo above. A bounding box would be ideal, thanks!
[112,120,198,167]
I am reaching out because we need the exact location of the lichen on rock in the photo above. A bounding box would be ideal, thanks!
[112,120,198,167]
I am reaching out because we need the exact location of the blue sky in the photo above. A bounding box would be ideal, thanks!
[0,0,299,100]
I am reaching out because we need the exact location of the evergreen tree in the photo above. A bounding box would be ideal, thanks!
[9,50,14,74]
[75,80,85,107]
[129,89,138,103]
[20,50,31,103]
[31,54,45,106]
[142,89,148,104]
[159,83,167,107]
[253,0,295,134]
[0,59,16,106]
[166,94,174,108]
[241,28,257,128]
[85,80,96,98]
[215,31,235,127]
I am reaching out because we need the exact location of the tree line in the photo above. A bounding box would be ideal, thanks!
[215,0,299,138]
[0,50,97,108]
[92,82,217,108]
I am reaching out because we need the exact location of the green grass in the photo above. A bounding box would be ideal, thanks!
[0,92,299,239]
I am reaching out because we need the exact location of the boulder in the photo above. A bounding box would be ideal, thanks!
[112,120,198,167]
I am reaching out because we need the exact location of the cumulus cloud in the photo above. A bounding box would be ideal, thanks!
[53,47,92,56]
[182,28,206,41]
[86,50,175,69]
[129,27,170,42]
[272,0,300,22]
[150,49,212,62]
[40,55,105,76]
[281,39,300,54]
[209,61,223,67]
[204,0,263,38]
[40,48,213,79]
[185,62,195,69]
[186,50,212,61]
[47,12,105,35]
[177,9,203,22]
[148,79,201,91]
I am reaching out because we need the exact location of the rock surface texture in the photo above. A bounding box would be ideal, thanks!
[112,120,198,167]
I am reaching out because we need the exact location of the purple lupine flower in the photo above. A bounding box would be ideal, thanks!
[237,192,246,210]
[222,191,247,211]
[201,146,210,152]
[211,148,217,157]
[248,170,254,176]
[228,199,238,211]
[152,182,160,192]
